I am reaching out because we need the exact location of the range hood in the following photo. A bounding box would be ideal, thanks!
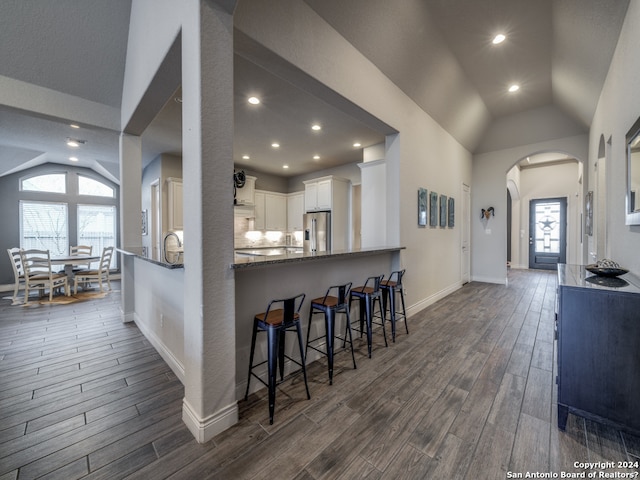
[234,204,255,218]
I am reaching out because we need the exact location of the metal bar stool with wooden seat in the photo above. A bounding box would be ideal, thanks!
[349,275,387,358]
[244,293,310,424]
[381,269,409,342]
[306,282,357,385]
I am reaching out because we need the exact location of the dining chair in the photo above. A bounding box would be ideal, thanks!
[73,246,114,294]
[70,245,94,271]
[70,245,93,256]
[6,248,25,304]
[20,249,70,303]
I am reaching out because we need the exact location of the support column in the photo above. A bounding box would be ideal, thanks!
[119,133,142,323]
[181,0,238,442]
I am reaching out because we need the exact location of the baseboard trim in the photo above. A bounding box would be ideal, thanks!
[182,398,238,444]
[132,313,185,383]
[406,281,462,318]
[120,310,136,323]
[470,275,507,285]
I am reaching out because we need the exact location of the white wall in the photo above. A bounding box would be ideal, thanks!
[588,0,640,274]
[121,0,183,128]
[133,259,185,381]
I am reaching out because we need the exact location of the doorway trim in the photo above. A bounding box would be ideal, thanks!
[528,196,567,270]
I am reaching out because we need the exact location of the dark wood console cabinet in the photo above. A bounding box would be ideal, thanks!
[556,264,640,433]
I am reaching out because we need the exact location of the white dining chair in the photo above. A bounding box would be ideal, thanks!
[20,249,70,303]
[70,245,94,271]
[74,246,114,294]
[6,248,25,304]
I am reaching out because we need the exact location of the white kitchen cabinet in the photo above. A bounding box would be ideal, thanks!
[316,179,332,209]
[167,177,183,231]
[303,176,348,212]
[265,192,287,230]
[304,182,318,211]
[234,175,256,205]
[302,176,350,250]
[254,191,265,230]
[287,192,304,231]
[254,190,287,231]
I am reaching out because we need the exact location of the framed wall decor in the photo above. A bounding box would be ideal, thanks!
[418,188,428,226]
[439,195,447,227]
[430,191,438,226]
[448,197,455,227]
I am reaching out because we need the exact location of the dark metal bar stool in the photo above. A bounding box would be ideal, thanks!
[306,282,357,385]
[244,293,310,424]
[381,269,409,342]
[349,275,387,358]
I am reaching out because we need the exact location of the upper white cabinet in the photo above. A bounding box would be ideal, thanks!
[303,176,351,250]
[304,176,349,212]
[254,190,287,231]
[287,192,304,231]
[167,177,183,231]
[265,192,287,231]
[254,191,266,230]
[234,175,256,205]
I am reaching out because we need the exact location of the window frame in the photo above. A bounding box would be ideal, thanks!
[19,172,68,194]
[77,174,115,198]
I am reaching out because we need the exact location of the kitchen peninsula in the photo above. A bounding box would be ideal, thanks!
[234,245,404,399]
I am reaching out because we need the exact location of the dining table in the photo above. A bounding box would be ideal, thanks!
[50,254,101,279]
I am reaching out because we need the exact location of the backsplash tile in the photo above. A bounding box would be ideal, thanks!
[234,217,303,248]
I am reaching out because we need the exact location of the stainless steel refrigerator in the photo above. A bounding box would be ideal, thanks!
[303,211,331,253]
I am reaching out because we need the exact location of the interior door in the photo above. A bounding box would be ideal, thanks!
[529,197,567,270]
[461,183,470,283]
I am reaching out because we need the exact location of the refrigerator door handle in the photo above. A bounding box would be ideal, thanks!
[311,218,317,252]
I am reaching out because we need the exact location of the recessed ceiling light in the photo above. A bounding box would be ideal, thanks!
[283,165,289,169]
[271,142,280,148]
[492,34,506,45]
[508,84,520,93]
[313,155,320,160]
[69,156,78,162]
[311,124,322,131]
[353,142,362,148]
[248,96,260,105]
[242,155,250,160]
[70,124,80,129]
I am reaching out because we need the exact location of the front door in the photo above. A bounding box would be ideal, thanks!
[529,197,567,270]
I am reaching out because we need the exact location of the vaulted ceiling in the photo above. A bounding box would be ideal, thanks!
[0,0,630,181]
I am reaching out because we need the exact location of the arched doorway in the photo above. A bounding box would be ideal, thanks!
[506,152,584,270]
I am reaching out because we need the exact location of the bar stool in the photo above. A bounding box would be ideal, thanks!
[349,275,387,358]
[244,293,310,424]
[306,282,357,385]
[380,269,409,342]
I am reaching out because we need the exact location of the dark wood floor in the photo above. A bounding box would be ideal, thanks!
[1,270,639,479]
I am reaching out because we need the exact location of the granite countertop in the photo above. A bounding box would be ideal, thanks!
[117,248,184,269]
[117,246,404,271]
[231,246,405,269]
[558,264,640,293]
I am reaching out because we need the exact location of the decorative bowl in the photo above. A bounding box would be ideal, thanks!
[585,264,629,277]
